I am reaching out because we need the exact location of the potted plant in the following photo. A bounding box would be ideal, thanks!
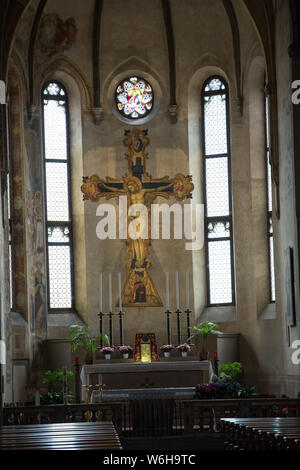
[218,362,243,380]
[68,325,109,364]
[118,345,133,359]
[176,343,191,357]
[41,369,74,405]
[160,344,174,358]
[189,321,223,360]
[99,346,115,360]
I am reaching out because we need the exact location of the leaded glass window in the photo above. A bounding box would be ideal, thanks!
[42,82,74,310]
[265,94,275,302]
[115,77,153,119]
[7,173,13,310]
[202,77,235,306]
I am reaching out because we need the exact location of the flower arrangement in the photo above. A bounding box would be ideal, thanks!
[176,343,191,352]
[195,382,256,399]
[195,364,256,399]
[99,346,115,354]
[160,344,175,352]
[118,345,133,353]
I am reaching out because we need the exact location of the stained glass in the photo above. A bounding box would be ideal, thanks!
[115,77,153,119]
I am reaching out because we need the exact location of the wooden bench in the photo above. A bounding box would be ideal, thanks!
[221,417,300,450]
[0,422,122,450]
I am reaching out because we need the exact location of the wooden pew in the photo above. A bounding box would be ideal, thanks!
[221,417,300,450]
[0,422,122,450]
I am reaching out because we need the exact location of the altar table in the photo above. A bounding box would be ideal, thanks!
[80,360,214,401]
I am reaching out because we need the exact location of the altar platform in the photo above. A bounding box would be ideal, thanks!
[80,360,214,401]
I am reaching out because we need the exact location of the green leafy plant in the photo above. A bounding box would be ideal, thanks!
[189,321,223,352]
[68,325,109,353]
[218,362,243,379]
[41,369,74,405]
[42,369,74,392]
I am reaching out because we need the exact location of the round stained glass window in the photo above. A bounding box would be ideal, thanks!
[115,77,153,119]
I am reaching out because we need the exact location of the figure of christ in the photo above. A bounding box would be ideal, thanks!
[100,176,174,269]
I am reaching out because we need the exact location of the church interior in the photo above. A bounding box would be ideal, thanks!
[0,0,300,452]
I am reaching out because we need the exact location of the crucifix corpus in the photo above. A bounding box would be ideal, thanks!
[81,129,194,308]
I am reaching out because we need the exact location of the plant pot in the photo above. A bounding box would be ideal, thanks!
[163,351,170,358]
[105,354,111,360]
[122,353,129,359]
[200,351,209,361]
[181,351,188,357]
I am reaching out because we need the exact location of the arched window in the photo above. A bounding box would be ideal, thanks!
[202,77,235,306]
[7,173,13,310]
[42,81,74,311]
[265,93,275,302]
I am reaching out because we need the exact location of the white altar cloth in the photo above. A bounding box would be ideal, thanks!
[80,360,215,401]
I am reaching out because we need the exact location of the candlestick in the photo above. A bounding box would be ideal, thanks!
[109,312,113,346]
[186,271,189,310]
[118,272,122,311]
[99,312,104,347]
[165,310,171,345]
[176,309,181,345]
[166,272,170,310]
[99,272,103,313]
[176,271,180,310]
[109,272,112,312]
[119,311,124,346]
[185,309,191,344]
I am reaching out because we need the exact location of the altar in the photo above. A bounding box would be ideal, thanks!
[80,360,214,401]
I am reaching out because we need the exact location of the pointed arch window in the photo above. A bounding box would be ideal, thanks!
[42,81,74,311]
[265,93,275,302]
[202,77,235,306]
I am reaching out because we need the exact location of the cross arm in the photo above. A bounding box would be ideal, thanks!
[81,175,125,201]
[143,173,194,201]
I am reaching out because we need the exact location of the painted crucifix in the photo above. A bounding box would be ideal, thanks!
[81,128,194,307]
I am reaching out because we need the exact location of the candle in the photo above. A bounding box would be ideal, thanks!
[99,272,103,312]
[166,272,170,310]
[176,271,180,310]
[118,272,122,311]
[109,272,112,312]
[186,271,189,310]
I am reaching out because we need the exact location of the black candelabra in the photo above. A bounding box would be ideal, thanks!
[98,310,125,347]
[165,308,193,346]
